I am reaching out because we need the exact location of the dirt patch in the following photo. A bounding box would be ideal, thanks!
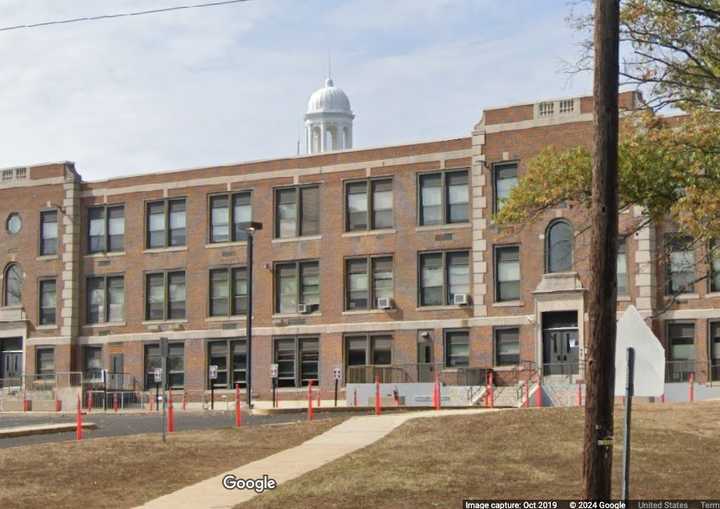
[0,418,342,509]
[241,402,720,508]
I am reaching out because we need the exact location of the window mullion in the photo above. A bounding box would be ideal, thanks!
[104,276,109,323]
[366,181,372,231]
[442,172,448,224]
[443,252,449,305]
[228,194,234,242]
[367,258,373,309]
[296,188,301,237]
[296,262,302,308]
[164,272,169,321]
[164,201,170,248]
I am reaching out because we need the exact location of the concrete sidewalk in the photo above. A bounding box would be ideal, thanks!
[0,422,97,438]
[137,408,497,509]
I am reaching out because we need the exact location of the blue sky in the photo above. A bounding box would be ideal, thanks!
[0,0,593,180]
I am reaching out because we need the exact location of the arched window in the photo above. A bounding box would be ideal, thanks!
[4,264,22,306]
[545,220,573,273]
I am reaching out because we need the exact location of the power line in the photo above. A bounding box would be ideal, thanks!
[0,0,252,33]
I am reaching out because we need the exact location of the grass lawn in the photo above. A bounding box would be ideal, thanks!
[241,401,720,508]
[0,418,342,509]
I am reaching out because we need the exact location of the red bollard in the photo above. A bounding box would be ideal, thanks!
[660,393,665,403]
[113,393,119,413]
[168,390,175,433]
[182,391,187,411]
[317,386,321,408]
[235,383,242,428]
[353,388,358,407]
[689,372,695,402]
[375,375,382,416]
[76,395,83,441]
[55,399,62,412]
[434,372,441,410]
[524,381,529,408]
[535,379,543,407]
[87,391,93,413]
[577,384,583,407]
[486,371,494,408]
[307,379,314,421]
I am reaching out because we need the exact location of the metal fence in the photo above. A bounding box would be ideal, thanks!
[346,364,491,386]
[0,372,83,394]
[84,370,138,391]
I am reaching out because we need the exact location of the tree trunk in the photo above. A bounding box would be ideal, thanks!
[582,0,620,500]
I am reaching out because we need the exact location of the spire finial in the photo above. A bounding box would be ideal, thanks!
[325,51,334,87]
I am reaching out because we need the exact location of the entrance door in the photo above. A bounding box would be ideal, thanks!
[542,311,579,376]
[417,332,434,382]
[1,352,22,386]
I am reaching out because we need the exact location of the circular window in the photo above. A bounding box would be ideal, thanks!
[6,213,22,234]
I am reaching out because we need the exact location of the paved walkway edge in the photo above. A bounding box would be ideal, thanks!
[0,422,97,438]
[136,409,496,509]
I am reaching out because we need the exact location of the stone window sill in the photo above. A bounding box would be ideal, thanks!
[205,241,247,249]
[143,246,187,254]
[617,295,632,302]
[341,229,396,238]
[342,309,392,315]
[36,255,59,261]
[82,322,127,328]
[416,305,468,311]
[669,293,700,301]
[205,316,249,322]
[84,251,126,258]
[142,319,189,325]
[36,324,58,330]
[271,235,322,244]
[492,300,524,308]
[272,312,322,319]
[415,223,471,232]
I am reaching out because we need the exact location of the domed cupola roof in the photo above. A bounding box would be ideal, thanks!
[306,78,353,116]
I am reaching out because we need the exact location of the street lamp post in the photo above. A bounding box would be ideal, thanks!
[239,222,263,409]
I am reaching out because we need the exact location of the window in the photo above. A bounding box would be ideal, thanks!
[273,336,319,387]
[167,343,185,388]
[444,330,469,367]
[710,242,720,293]
[209,192,252,243]
[495,245,520,302]
[711,323,720,377]
[207,339,247,388]
[146,198,186,248]
[144,342,184,389]
[40,210,58,256]
[275,261,319,314]
[418,170,469,226]
[345,334,393,368]
[345,179,393,231]
[345,256,393,310]
[145,271,186,321]
[493,163,518,214]
[209,267,248,317]
[39,279,56,325]
[495,328,520,366]
[87,275,124,324]
[274,186,319,238]
[666,235,695,295]
[617,239,628,295]
[546,220,573,273]
[667,323,695,383]
[88,205,124,253]
[84,346,103,379]
[419,250,470,306]
[4,263,22,306]
[36,347,55,379]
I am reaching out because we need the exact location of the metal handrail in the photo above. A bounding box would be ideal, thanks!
[346,364,491,385]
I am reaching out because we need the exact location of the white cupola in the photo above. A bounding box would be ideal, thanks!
[304,77,354,154]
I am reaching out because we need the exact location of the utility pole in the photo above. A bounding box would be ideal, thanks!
[583,0,620,500]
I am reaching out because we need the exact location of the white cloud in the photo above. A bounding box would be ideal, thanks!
[0,0,592,180]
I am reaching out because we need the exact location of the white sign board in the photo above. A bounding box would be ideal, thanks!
[333,367,342,381]
[614,306,665,397]
[209,365,218,380]
[270,363,278,379]
[153,367,162,383]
